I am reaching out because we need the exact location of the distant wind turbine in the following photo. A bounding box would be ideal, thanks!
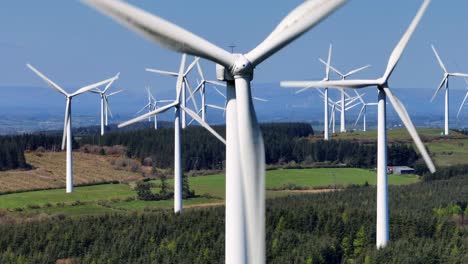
[146,57,200,129]
[27,64,119,193]
[318,56,370,133]
[119,55,225,214]
[282,0,436,248]
[353,90,378,132]
[430,45,468,135]
[89,74,121,135]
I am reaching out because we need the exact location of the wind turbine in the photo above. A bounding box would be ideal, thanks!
[191,60,228,122]
[27,64,119,193]
[281,0,436,248]
[353,90,378,132]
[322,91,362,134]
[89,74,121,135]
[119,54,225,213]
[318,55,370,133]
[290,44,333,140]
[430,45,468,136]
[146,57,200,129]
[136,87,156,124]
[103,88,124,127]
[81,0,347,262]
[457,78,468,119]
[145,86,172,129]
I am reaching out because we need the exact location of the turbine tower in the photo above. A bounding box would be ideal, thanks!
[81,0,347,262]
[354,90,378,132]
[119,55,225,213]
[319,55,370,133]
[282,0,436,248]
[146,57,200,129]
[430,45,468,136]
[89,74,121,135]
[27,64,119,193]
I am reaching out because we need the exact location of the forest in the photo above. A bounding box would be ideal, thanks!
[0,123,421,171]
[0,168,466,263]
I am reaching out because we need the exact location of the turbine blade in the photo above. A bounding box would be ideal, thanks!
[281,79,380,89]
[245,0,347,66]
[383,86,436,173]
[107,89,124,96]
[354,90,365,104]
[26,64,69,96]
[120,101,178,128]
[184,57,200,76]
[431,45,448,73]
[81,0,235,68]
[344,64,371,77]
[146,68,178,77]
[450,73,468,77]
[205,80,226,87]
[105,97,114,118]
[103,72,120,93]
[196,60,205,81]
[253,97,268,102]
[137,103,151,114]
[431,76,447,102]
[61,99,71,150]
[206,104,226,111]
[175,54,187,102]
[325,44,332,80]
[212,86,226,99]
[319,58,343,77]
[180,105,226,144]
[354,105,365,127]
[184,77,199,112]
[71,75,119,97]
[382,0,430,81]
[456,92,468,119]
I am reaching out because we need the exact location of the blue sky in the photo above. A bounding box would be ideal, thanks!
[1,0,468,124]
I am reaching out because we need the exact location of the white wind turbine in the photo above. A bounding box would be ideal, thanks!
[353,90,378,132]
[81,0,347,262]
[27,64,119,193]
[89,74,121,135]
[293,44,333,140]
[282,0,436,248]
[146,57,200,129]
[191,60,229,122]
[321,91,362,134]
[146,86,173,130]
[136,87,157,124]
[430,45,468,136]
[103,89,124,127]
[119,54,225,214]
[457,78,468,119]
[318,55,370,133]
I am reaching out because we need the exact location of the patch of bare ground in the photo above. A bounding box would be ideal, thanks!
[285,188,342,193]
[185,202,224,209]
[0,151,147,193]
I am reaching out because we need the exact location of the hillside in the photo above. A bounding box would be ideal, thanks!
[0,151,146,193]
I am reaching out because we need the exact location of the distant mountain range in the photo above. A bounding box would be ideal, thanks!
[1,83,468,135]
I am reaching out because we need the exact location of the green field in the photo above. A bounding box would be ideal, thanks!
[0,168,418,216]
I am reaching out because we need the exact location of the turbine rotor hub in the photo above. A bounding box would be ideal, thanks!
[232,54,254,79]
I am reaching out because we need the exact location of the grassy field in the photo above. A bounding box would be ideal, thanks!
[0,151,146,193]
[0,168,418,217]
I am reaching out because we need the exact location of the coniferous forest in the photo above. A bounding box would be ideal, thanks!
[0,171,466,263]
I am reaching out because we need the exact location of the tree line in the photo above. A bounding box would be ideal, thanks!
[1,123,421,171]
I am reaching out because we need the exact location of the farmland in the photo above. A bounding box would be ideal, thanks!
[0,167,418,216]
